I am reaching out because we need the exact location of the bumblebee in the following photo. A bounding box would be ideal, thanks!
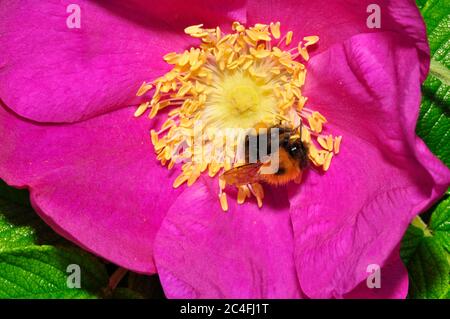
[221,125,308,186]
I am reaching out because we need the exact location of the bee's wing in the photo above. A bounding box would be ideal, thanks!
[220,163,263,186]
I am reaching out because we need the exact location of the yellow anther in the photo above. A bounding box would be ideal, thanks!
[219,177,227,190]
[134,102,149,117]
[148,103,159,119]
[318,135,333,151]
[184,24,204,35]
[300,126,311,144]
[312,111,327,123]
[270,22,281,39]
[163,52,179,64]
[227,50,236,64]
[189,48,200,65]
[254,23,269,30]
[326,135,333,151]
[250,47,271,59]
[232,21,245,32]
[334,136,342,154]
[178,51,190,66]
[136,82,153,96]
[195,81,205,93]
[208,162,221,177]
[295,70,306,87]
[150,130,159,145]
[248,65,267,78]
[318,136,329,150]
[297,42,310,61]
[297,96,307,112]
[246,29,271,42]
[270,67,281,75]
[303,35,319,47]
[161,119,175,131]
[308,116,322,133]
[286,31,293,45]
[242,59,254,70]
[308,145,325,166]
[187,170,200,186]
[173,174,189,188]
[272,46,283,57]
[216,26,222,40]
[323,152,333,171]
[219,192,229,212]
[177,82,193,97]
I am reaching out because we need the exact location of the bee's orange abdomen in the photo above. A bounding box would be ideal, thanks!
[260,148,302,186]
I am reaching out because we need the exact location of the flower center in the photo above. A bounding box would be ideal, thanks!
[206,72,277,129]
[134,22,342,211]
[226,83,260,117]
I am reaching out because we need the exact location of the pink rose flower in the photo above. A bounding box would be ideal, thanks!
[0,0,448,298]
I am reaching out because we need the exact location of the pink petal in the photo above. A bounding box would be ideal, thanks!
[0,103,184,273]
[288,32,450,298]
[0,0,246,123]
[126,0,246,31]
[247,0,429,80]
[153,178,302,298]
[345,249,408,299]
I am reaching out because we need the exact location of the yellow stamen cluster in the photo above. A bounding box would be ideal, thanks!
[135,22,342,211]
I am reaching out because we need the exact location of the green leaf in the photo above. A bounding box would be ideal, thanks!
[430,60,450,86]
[0,246,108,298]
[403,234,449,299]
[400,223,426,265]
[0,198,63,248]
[415,0,450,167]
[430,196,450,251]
[0,189,109,299]
[401,1,450,299]
[401,197,450,299]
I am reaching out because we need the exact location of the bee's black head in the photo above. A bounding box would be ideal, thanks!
[283,138,308,169]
